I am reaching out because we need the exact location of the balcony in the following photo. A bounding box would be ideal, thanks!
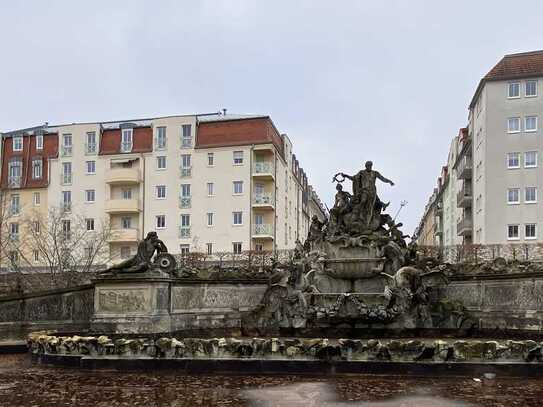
[179,196,191,209]
[252,162,274,180]
[105,199,141,214]
[181,138,192,149]
[61,173,72,185]
[457,217,473,237]
[456,186,472,208]
[434,203,443,217]
[85,143,97,155]
[180,166,192,178]
[179,226,191,239]
[7,176,21,188]
[121,142,133,153]
[434,222,443,236]
[108,228,139,243]
[252,223,274,239]
[105,168,141,185]
[252,193,275,209]
[61,146,72,157]
[457,155,473,180]
[61,202,72,213]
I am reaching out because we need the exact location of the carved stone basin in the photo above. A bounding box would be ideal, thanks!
[319,257,385,280]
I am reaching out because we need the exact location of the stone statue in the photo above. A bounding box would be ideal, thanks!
[306,215,326,250]
[100,231,177,275]
[340,161,393,228]
[328,183,352,235]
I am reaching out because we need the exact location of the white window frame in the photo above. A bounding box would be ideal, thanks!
[121,128,133,153]
[233,211,243,225]
[12,136,23,152]
[525,116,538,132]
[86,160,96,174]
[155,126,167,150]
[525,223,537,240]
[85,132,97,154]
[526,80,538,97]
[233,181,243,195]
[156,185,167,199]
[507,224,520,240]
[207,212,214,227]
[33,192,41,206]
[180,244,190,257]
[207,153,214,166]
[233,151,244,165]
[85,189,96,203]
[507,117,521,133]
[206,243,213,255]
[181,124,192,148]
[507,152,520,169]
[207,182,214,196]
[121,217,132,229]
[156,156,167,170]
[122,188,132,200]
[524,151,538,168]
[508,82,521,99]
[36,134,43,150]
[232,242,242,254]
[32,158,43,179]
[525,187,537,204]
[156,215,166,229]
[507,188,520,205]
[86,218,95,231]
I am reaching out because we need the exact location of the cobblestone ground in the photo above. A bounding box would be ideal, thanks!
[0,354,542,406]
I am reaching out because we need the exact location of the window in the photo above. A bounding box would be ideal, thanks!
[33,192,41,206]
[32,220,40,233]
[31,158,42,179]
[120,246,131,259]
[526,224,537,240]
[9,223,19,240]
[207,212,214,226]
[122,188,132,200]
[86,218,95,231]
[121,217,132,229]
[233,181,243,194]
[507,224,520,240]
[207,182,214,196]
[62,219,71,240]
[36,134,43,150]
[507,152,520,169]
[207,153,214,166]
[255,243,264,252]
[86,132,97,154]
[206,243,213,255]
[62,162,72,184]
[8,159,22,187]
[507,188,520,204]
[526,80,537,97]
[10,195,20,215]
[180,244,190,257]
[86,160,96,174]
[508,82,520,98]
[156,185,166,199]
[62,191,71,211]
[12,136,23,151]
[85,189,96,202]
[157,156,167,170]
[233,211,243,225]
[525,151,538,168]
[525,116,538,132]
[33,250,39,262]
[62,134,72,156]
[121,128,133,152]
[233,151,243,165]
[181,124,192,148]
[525,187,537,203]
[180,214,190,238]
[9,251,19,265]
[156,127,167,149]
[156,215,166,229]
[181,154,191,177]
[507,117,521,133]
[233,242,242,254]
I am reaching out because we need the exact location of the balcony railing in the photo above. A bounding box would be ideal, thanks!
[61,202,72,212]
[253,223,273,236]
[179,226,191,238]
[9,233,19,242]
[108,228,139,243]
[61,145,72,156]
[181,138,192,148]
[9,206,20,216]
[253,162,274,175]
[105,199,141,214]
[253,193,274,206]
[7,176,21,188]
[180,167,192,178]
[121,142,133,153]
[179,196,191,208]
[105,168,141,184]
[456,186,472,208]
[457,155,473,180]
[85,143,97,155]
[457,217,473,236]
[434,222,443,236]
[61,174,72,185]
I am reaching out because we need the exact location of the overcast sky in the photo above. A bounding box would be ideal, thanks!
[1,1,542,234]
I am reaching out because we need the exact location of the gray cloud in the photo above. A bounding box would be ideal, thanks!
[2,0,542,233]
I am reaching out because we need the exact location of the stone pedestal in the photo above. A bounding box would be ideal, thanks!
[91,271,172,335]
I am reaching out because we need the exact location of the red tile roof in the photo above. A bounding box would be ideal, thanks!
[470,50,543,108]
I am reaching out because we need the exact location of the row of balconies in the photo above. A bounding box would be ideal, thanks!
[457,216,473,237]
[177,193,275,209]
[456,155,472,180]
[456,184,473,208]
[178,223,274,240]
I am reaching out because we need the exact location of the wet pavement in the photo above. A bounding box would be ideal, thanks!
[0,354,542,406]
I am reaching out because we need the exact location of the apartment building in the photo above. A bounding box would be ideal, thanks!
[417,50,543,246]
[0,113,326,268]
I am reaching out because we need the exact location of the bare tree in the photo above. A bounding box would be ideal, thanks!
[18,206,114,285]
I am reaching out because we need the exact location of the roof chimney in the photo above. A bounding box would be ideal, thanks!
[222,108,227,115]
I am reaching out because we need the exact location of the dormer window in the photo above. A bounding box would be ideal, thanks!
[121,128,133,153]
[12,136,23,152]
[36,134,43,150]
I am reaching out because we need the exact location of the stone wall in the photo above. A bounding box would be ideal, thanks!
[0,285,94,341]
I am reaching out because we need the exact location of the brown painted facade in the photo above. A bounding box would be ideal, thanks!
[196,118,284,158]
[1,133,58,189]
[99,127,153,155]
